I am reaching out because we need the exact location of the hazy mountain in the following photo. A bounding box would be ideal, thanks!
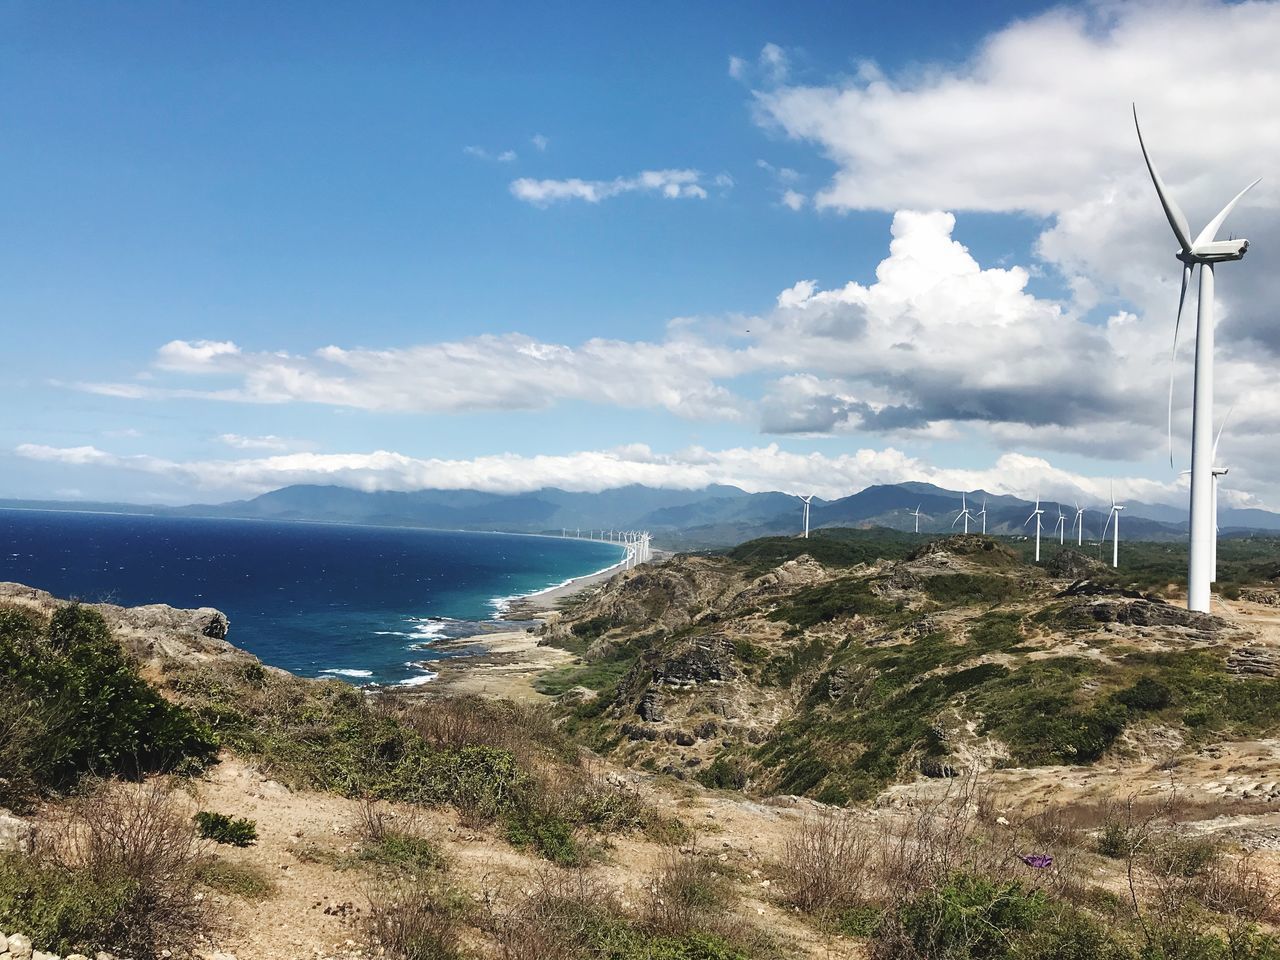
[6,481,1280,548]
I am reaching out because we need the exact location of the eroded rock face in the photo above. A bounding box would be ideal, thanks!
[1046,549,1106,579]
[1077,598,1228,633]
[1228,646,1280,677]
[0,582,259,676]
[651,634,740,688]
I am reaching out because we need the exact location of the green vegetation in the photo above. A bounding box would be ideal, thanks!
[722,527,918,576]
[197,859,277,899]
[0,604,216,809]
[194,811,258,846]
[767,576,897,630]
[921,572,1022,606]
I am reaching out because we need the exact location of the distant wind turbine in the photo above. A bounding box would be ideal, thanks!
[952,493,974,535]
[1072,502,1085,547]
[1024,496,1045,562]
[977,498,988,535]
[1136,105,1259,612]
[1101,482,1124,569]
[797,495,814,539]
[910,504,923,534]
[1053,505,1066,545]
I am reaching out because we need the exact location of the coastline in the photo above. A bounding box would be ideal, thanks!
[421,551,641,700]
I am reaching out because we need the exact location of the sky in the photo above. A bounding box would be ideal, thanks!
[2,0,1279,510]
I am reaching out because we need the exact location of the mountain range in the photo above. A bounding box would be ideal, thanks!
[4,481,1280,548]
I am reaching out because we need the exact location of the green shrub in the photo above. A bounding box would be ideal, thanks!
[0,606,217,807]
[890,873,1045,959]
[197,860,276,899]
[0,854,136,954]
[194,811,258,846]
[696,757,748,791]
[1115,677,1172,712]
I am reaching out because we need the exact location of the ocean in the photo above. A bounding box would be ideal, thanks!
[0,509,625,687]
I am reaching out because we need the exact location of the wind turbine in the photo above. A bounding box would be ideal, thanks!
[952,493,974,534]
[977,498,988,535]
[910,504,923,534]
[1072,502,1085,547]
[797,495,814,539]
[1183,413,1233,583]
[1135,106,1259,612]
[1024,496,1045,562]
[1053,505,1066,545]
[1101,482,1124,569]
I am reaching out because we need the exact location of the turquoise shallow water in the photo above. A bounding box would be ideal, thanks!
[0,509,624,686]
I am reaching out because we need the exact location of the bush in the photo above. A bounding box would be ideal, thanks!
[780,811,872,915]
[197,859,276,899]
[355,801,446,873]
[0,606,216,807]
[365,877,465,960]
[641,852,731,936]
[0,779,209,958]
[878,873,1045,960]
[194,811,258,847]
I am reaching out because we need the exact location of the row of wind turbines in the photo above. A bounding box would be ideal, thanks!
[561,528,652,569]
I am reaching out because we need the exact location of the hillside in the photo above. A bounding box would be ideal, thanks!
[539,530,1280,805]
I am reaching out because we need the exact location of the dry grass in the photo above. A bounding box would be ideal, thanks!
[778,809,873,915]
[364,876,465,960]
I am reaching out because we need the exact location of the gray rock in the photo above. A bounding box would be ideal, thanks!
[7,934,32,960]
[0,811,34,855]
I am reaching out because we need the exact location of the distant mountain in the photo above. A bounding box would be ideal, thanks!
[6,481,1280,549]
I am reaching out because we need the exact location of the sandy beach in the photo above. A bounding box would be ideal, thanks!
[419,553,646,700]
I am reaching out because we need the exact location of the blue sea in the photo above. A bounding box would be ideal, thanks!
[0,509,624,687]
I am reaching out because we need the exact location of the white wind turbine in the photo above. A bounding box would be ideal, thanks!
[1024,496,1045,562]
[952,493,974,534]
[1072,502,1085,547]
[797,495,814,539]
[1101,482,1124,569]
[977,498,988,535]
[910,504,923,534]
[1183,413,1233,583]
[1053,504,1066,545]
[1135,106,1259,613]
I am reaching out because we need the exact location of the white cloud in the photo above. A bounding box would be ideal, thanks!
[530,133,549,151]
[463,145,518,163]
[82,331,750,421]
[217,434,303,452]
[13,441,1191,508]
[510,169,711,206]
[780,189,806,211]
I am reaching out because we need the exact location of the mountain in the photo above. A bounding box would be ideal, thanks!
[7,481,1280,547]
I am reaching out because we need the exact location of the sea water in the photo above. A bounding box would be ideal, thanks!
[0,509,624,687]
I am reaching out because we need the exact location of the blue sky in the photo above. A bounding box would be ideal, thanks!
[3,1,1278,508]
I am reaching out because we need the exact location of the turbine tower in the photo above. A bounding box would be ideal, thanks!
[797,495,814,539]
[1053,505,1066,545]
[952,493,973,535]
[1102,483,1124,569]
[1024,496,1045,563]
[1212,467,1227,583]
[1135,106,1259,612]
[910,504,923,534]
[977,498,988,535]
[1072,502,1085,547]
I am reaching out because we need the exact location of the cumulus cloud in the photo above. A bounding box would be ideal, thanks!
[14,441,1190,507]
[530,133,549,151]
[510,169,711,205]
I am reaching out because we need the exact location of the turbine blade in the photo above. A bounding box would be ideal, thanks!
[1102,508,1114,541]
[1213,403,1235,464]
[1134,105,1193,253]
[1193,178,1261,248]
[1168,262,1193,469]
[952,514,961,529]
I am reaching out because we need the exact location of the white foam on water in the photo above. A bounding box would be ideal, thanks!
[486,548,629,619]
[320,668,374,678]
[397,669,438,687]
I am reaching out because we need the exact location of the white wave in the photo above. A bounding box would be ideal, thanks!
[397,670,438,687]
[320,668,374,678]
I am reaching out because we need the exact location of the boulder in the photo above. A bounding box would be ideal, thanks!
[7,934,32,960]
[0,812,34,855]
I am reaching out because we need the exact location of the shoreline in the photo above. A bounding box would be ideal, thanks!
[420,550,651,700]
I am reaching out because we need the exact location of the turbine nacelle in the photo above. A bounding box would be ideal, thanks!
[1178,239,1249,264]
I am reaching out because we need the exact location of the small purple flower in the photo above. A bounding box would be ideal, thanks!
[1019,854,1053,869]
